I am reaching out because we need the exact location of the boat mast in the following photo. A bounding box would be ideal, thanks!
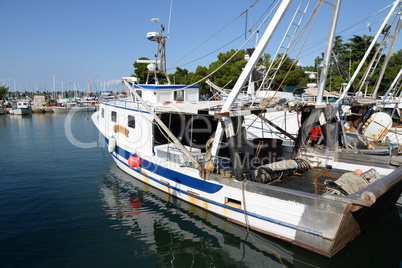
[382,68,402,101]
[210,0,294,178]
[337,0,402,101]
[371,14,402,98]
[316,0,341,104]
[157,23,170,83]
[220,0,293,113]
[137,18,172,85]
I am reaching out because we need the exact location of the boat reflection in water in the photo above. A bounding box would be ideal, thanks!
[99,164,402,267]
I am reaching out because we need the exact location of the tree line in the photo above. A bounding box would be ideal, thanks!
[132,34,402,97]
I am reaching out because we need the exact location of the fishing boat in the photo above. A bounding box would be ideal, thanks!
[10,100,31,115]
[92,0,402,257]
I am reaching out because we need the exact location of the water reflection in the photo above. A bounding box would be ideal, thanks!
[99,164,402,268]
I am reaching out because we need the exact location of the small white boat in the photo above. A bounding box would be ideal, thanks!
[0,106,5,115]
[11,101,31,115]
[52,103,96,114]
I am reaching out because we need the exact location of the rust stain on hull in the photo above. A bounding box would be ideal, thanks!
[114,124,129,137]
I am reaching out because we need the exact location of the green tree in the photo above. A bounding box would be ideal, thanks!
[208,49,247,89]
[314,56,323,69]
[169,67,193,85]
[331,35,349,77]
[387,49,402,67]
[0,86,9,100]
[128,34,402,98]
[348,35,377,62]
[192,66,209,95]
[133,57,152,83]
[271,54,305,90]
[380,49,402,95]
[333,35,349,58]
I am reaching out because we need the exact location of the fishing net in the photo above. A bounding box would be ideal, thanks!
[325,168,381,196]
[248,159,310,184]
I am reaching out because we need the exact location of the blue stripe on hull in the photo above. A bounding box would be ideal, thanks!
[104,136,323,238]
[141,159,222,194]
[106,136,223,194]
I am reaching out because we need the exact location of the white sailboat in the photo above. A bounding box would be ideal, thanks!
[92,0,402,257]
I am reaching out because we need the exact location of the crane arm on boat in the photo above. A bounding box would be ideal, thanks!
[210,0,294,159]
[337,0,402,101]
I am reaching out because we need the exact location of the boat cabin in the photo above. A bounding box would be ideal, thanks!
[134,84,200,103]
[17,101,30,109]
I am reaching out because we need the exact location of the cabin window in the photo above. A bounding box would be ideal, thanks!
[174,90,184,101]
[128,115,135,128]
[101,108,104,118]
[111,111,117,122]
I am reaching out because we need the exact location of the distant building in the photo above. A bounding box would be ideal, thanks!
[32,94,46,113]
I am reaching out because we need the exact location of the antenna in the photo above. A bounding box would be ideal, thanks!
[141,18,171,84]
[151,17,160,30]
[147,18,161,42]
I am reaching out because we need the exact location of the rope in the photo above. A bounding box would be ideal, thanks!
[241,175,320,268]
[298,2,392,62]
[168,0,263,69]
[241,178,286,266]
[171,1,280,91]
[242,0,324,135]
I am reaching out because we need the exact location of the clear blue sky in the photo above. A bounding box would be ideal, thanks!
[0,0,400,93]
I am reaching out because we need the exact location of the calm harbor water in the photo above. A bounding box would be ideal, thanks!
[0,112,401,267]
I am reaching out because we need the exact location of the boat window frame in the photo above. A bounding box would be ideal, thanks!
[101,108,104,118]
[128,115,135,128]
[111,111,117,122]
[174,90,184,101]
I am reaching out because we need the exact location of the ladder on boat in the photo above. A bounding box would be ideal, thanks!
[383,68,402,103]
[254,0,312,101]
[354,4,402,98]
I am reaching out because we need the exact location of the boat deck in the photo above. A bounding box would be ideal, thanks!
[266,167,345,195]
[209,167,346,196]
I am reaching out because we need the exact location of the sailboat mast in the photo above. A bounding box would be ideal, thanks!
[53,75,56,100]
[316,0,341,104]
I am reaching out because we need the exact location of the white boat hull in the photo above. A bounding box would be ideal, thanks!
[93,105,402,257]
[105,136,402,257]
[52,106,96,114]
[11,108,31,115]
